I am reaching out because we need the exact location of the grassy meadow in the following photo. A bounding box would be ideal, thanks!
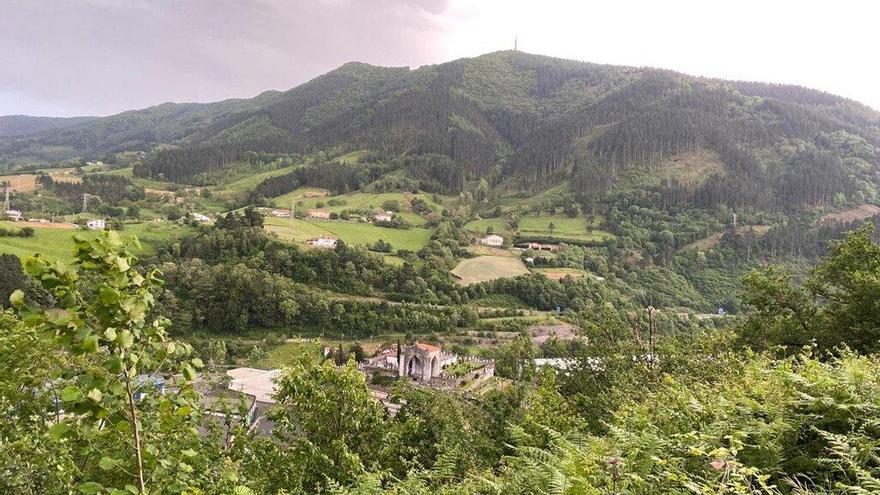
[0,221,194,262]
[264,216,434,252]
[464,213,614,242]
[451,255,529,284]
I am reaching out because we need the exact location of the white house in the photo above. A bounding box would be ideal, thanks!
[309,236,338,248]
[192,212,211,223]
[4,210,22,221]
[373,211,393,222]
[480,234,504,247]
[270,209,291,218]
[86,219,106,230]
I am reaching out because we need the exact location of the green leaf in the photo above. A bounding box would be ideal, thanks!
[182,448,197,458]
[191,357,204,369]
[118,330,134,349]
[82,335,100,353]
[9,289,25,308]
[88,388,103,403]
[78,481,104,494]
[182,364,196,381]
[98,456,120,471]
[103,327,117,341]
[49,422,71,440]
[107,356,124,374]
[60,385,82,402]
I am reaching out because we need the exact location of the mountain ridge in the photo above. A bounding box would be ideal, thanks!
[2,50,879,214]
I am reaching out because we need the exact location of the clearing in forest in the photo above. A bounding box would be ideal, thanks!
[451,255,529,284]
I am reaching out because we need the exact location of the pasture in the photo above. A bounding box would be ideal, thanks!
[0,221,194,263]
[264,216,434,252]
[0,168,81,193]
[451,255,529,285]
[464,213,614,242]
[273,190,447,226]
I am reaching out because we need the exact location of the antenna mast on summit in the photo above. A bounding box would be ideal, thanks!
[514,35,518,51]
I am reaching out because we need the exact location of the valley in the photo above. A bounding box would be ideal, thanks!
[1,47,880,495]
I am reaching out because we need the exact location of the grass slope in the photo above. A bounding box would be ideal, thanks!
[465,214,615,242]
[0,221,193,262]
[451,256,529,285]
[264,216,434,252]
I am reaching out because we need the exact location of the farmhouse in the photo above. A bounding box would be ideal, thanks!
[480,234,504,246]
[3,209,22,221]
[307,208,331,219]
[270,209,291,218]
[522,242,559,252]
[86,218,106,230]
[373,211,393,222]
[309,236,338,248]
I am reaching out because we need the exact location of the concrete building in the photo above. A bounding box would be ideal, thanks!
[4,210,22,221]
[86,218,106,230]
[270,209,291,218]
[226,367,282,404]
[192,212,211,223]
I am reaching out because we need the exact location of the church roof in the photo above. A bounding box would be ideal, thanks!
[414,342,440,353]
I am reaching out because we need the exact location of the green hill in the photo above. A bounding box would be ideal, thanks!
[2,51,879,214]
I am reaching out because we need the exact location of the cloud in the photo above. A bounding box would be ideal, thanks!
[1,0,878,116]
[0,0,450,116]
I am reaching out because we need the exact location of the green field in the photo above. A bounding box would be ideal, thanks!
[0,221,194,263]
[463,217,508,234]
[108,167,182,191]
[464,214,614,242]
[264,217,434,252]
[273,190,448,226]
[451,255,530,284]
[334,150,369,164]
[210,164,299,199]
[255,340,323,369]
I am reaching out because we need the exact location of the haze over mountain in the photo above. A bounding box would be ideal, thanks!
[3,51,879,213]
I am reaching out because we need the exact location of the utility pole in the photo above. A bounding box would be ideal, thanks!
[514,35,518,51]
[3,185,10,212]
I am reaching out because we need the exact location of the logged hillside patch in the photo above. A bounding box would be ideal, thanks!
[657,150,726,187]
[818,204,880,226]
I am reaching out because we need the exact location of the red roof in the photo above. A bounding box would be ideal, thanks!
[415,342,440,353]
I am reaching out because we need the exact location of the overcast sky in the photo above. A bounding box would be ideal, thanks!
[2,0,878,117]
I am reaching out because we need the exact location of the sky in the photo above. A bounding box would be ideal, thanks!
[1,0,878,117]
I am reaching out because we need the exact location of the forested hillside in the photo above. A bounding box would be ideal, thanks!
[3,51,878,214]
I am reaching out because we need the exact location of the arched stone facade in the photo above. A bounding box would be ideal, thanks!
[398,342,442,382]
